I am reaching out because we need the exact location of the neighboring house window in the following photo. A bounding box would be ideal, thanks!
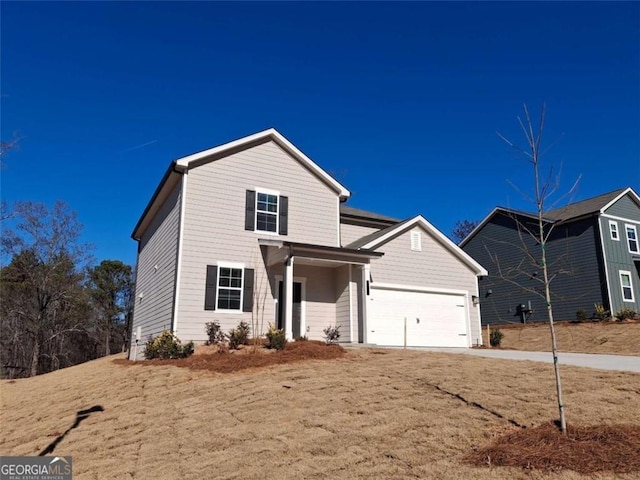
[609,221,619,241]
[625,224,639,253]
[410,231,422,251]
[619,271,635,302]
[204,264,254,312]
[244,189,288,235]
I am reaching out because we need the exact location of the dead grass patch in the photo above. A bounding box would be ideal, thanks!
[486,321,640,355]
[113,340,345,373]
[466,421,640,474]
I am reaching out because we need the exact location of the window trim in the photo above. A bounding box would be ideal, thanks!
[625,224,639,253]
[255,187,280,235]
[216,262,245,313]
[619,270,635,303]
[609,220,619,241]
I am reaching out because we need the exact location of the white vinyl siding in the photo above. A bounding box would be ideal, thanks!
[335,265,351,342]
[130,182,181,359]
[625,224,639,253]
[176,140,340,341]
[369,226,482,345]
[620,271,635,302]
[609,220,619,240]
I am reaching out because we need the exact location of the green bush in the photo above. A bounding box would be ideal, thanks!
[266,323,287,350]
[294,335,308,342]
[323,325,341,345]
[594,303,610,321]
[489,328,504,348]
[144,331,194,360]
[615,308,636,321]
[575,308,589,322]
[205,321,225,345]
[227,321,251,349]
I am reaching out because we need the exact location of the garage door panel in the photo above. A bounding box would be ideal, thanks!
[368,288,468,347]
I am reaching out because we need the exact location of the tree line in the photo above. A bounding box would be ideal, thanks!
[1,201,134,378]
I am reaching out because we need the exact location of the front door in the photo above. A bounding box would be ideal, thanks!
[277,281,302,337]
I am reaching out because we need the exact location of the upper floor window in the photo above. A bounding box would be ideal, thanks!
[625,224,639,253]
[609,220,619,241]
[245,189,288,235]
[257,191,279,233]
[619,271,635,302]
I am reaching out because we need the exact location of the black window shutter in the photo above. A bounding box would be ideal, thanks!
[242,268,254,312]
[245,190,256,231]
[279,196,288,235]
[204,265,218,310]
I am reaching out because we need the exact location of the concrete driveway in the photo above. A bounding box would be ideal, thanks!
[347,344,640,372]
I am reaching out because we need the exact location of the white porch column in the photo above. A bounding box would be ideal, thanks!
[362,263,371,344]
[284,256,294,340]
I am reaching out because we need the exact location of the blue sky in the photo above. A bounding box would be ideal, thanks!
[2,1,638,266]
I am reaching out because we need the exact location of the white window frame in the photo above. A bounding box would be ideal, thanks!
[625,224,639,253]
[255,187,279,235]
[410,230,422,251]
[619,270,635,302]
[216,262,244,313]
[609,220,619,241]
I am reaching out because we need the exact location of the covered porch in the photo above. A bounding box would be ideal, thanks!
[259,239,383,341]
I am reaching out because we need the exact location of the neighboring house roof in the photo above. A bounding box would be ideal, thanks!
[460,187,639,248]
[546,188,629,221]
[339,205,400,225]
[132,128,351,240]
[348,215,488,276]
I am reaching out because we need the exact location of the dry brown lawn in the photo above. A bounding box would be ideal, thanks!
[1,348,639,479]
[485,321,640,356]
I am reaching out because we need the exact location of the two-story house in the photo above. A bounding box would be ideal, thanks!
[129,129,487,359]
[460,188,640,325]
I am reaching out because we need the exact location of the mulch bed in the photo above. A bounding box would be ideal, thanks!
[465,421,640,474]
[113,341,345,374]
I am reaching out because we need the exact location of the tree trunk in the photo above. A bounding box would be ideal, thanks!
[30,337,40,377]
[105,328,110,357]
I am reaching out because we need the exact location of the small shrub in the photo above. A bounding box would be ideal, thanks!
[615,308,636,321]
[323,325,341,345]
[216,343,229,354]
[489,328,504,348]
[575,308,589,322]
[205,321,225,345]
[226,321,251,349]
[594,303,610,321]
[294,335,308,342]
[144,331,194,360]
[266,323,287,350]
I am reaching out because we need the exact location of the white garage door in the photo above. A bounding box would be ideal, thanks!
[368,287,469,347]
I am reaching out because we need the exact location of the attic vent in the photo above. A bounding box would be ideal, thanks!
[410,231,422,251]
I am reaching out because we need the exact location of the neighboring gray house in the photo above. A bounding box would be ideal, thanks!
[129,129,487,358]
[460,188,640,325]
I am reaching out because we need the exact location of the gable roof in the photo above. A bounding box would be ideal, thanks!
[174,128,350,198]
[546,188,630,221]
[348,215,488,276]
[459,187,639,248]
[339,205,400,225]
[132,128,350,240]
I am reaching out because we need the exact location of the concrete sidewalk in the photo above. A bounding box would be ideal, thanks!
[345,344,640,372]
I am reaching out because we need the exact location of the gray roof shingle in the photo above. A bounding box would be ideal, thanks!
[546,188,628,221]
[339,205,400,224]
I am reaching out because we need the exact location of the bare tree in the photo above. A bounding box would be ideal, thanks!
[1,201,93,377]
[493,103,580,435]
[452,219,479,244]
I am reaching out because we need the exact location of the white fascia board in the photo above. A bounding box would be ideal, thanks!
[362,215,489,276]
[174,128,351,199]
[600,188,640,213]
